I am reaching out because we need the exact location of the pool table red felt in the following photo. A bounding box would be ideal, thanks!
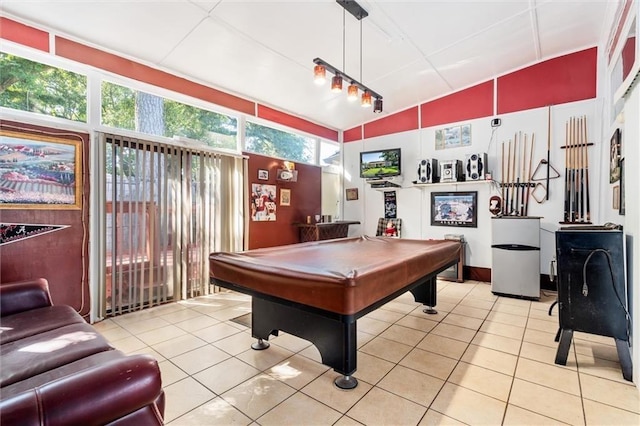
[209,236,461,315]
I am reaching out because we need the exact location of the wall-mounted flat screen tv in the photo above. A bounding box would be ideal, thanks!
[360,148,401,178]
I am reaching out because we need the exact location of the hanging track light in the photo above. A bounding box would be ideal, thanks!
[312,0,383,112]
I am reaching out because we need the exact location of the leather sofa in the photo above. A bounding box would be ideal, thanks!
[0,278,165,425]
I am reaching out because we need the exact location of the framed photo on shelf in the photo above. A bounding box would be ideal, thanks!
[0,130,82,209]
[258,169,269,181]
[345,188,358,201]
[431,191,477,228]
[280,188,291,206]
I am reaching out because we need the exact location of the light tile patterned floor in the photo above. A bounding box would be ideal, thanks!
[94,280,640,425]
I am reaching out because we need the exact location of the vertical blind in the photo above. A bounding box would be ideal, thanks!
[97,132,246,317]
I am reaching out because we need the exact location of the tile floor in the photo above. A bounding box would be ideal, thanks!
[94,280,639,425]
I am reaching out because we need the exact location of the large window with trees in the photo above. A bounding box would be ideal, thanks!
[101,81,238,149]
[0,53,87,122]
[245,120,316,164]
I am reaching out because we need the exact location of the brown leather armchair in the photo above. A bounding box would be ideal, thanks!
[0,279,164,425]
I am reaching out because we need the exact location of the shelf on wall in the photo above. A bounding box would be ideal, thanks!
[411,179,496,189]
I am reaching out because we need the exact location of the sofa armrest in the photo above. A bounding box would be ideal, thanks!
[0,279,52,317]
[0,354,164,425]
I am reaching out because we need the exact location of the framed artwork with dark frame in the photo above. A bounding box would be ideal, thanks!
[619,158,625,215]
[431,191,477,228]
[0,130,82,209]
[610,128,621,183]
[258,169,269,181]
[280,188,291,206]
[346,188,358,201]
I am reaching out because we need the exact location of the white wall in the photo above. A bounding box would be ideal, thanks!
[343,98,605,272]
[620,76,639,384]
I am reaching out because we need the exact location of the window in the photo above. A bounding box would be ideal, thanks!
[0,52,87,122]
[101,81,238,149]
[245,121,316,164]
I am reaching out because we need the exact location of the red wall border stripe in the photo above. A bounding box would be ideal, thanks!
[343,126,362,143]
[55,36,255,116]
[420,81,494,128]
[0,18,49,52]
[497,48,597,115]
[363,107,419,139]
[257,105,338,141]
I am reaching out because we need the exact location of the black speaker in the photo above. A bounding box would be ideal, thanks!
[417,159,438,183]
[465,153,487,181]
[554,227,631,381]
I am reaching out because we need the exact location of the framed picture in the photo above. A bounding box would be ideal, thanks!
[258,169,269,181]
[346,188,358,201]
[610,128,621,183]
[619,158,625,215]
[435,124,472,150]
[613,185,620,210]
[431,191,477,228]
[280,188,291,206]
[0,130,82,209]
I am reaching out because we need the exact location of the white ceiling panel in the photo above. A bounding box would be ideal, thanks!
[0,0,617,131]
[536,1,609,58]
[372,1,531,57]
[1,1,207,64]
[428,13,538,89]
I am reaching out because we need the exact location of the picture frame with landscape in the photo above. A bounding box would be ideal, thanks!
[0,130,82,209]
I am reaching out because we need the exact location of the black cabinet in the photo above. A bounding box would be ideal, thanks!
[555,227,631,381]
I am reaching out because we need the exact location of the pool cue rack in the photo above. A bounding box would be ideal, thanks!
[499,131,536,216]
[559,116,593,224]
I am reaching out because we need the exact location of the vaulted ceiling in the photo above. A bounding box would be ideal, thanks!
[0,1,617,131]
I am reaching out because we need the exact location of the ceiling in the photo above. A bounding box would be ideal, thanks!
[0,1,617,132]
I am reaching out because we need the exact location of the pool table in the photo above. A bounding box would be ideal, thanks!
[209,235,461,389]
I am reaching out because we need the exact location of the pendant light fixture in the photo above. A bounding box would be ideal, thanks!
[347,83,358,101]
[314,64,326,85]
[312,0,382,113]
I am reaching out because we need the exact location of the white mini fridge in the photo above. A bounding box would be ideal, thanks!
[491,217,541,299]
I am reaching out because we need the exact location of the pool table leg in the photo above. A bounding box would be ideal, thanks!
[250,297,358,388]
[410,277,438,315]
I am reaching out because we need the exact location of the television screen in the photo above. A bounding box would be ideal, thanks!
[359,148,401,178]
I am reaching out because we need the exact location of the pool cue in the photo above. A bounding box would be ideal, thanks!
[563,120,570,222]
[583,116,591,222]
[546,106,551,200]
[578,117,585,221]
[511,133,522,215]
[569,117,578,222]
[506,139,512,215]
[520,133,527,216]
[526,133,535,216]
[501,141,505,215]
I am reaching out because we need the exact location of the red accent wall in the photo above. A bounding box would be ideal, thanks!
[54,37,256,116]
[622,36,636,80]
[363,107,419,139]
[344,126,362,143]
[420,81,494,128]
[0,121,90,319]
[0,18,49,52]
[246,153,321,249]
[257,105,338,141]
[497,48,597,114]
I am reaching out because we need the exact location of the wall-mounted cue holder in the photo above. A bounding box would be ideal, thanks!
[499,182,537,216]
[559,115,592,225]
